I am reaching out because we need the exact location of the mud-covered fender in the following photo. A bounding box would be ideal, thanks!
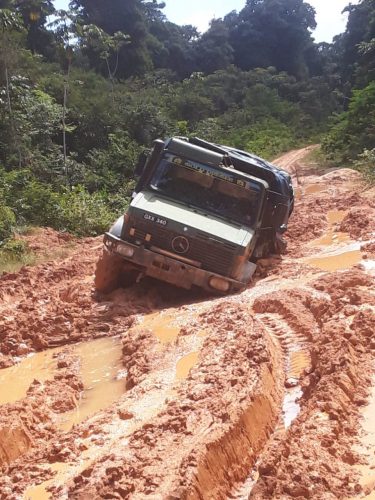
[108,216,125,239]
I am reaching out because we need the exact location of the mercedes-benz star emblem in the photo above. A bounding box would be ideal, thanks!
[172,236,190,254]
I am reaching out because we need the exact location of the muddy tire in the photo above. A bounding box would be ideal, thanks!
[119,268,140,288]
[94,248,122,293]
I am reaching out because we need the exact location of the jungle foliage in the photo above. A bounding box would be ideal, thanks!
[0,0,373,244]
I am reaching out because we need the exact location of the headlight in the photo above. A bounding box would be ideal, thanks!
[209,277,230,292]
[116,244,135,258]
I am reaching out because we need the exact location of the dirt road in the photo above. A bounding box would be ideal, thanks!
[0,147,374,499]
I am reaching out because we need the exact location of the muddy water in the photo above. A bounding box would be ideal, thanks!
[139,311,180,343]
[0,349,58,406]
[176,352,199,380]
[24,320,197,499]
[307,248,362,272]
[327,210,346,224]
[311,231,350,247]
[308,210,349,248]
[59,337,124,430]
[24,463,67,500]
[305,210,363,271]
[0,337,124,430]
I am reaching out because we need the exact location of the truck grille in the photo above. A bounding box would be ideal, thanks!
[126,221,237,276]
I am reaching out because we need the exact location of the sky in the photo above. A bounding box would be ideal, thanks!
[53,0,359,43]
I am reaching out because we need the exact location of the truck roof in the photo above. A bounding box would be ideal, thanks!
[166,137,293,199]
[189,137,293,197]
[165,138,269,190]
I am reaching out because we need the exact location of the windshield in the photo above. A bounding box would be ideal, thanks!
[149,153,263,227]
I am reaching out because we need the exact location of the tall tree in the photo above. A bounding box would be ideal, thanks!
[147,21,198,77]
[194,19,234,74]
[225,0,317,78]
[337,0,375,87]
[70,0,159,77]
[0,0,57,58]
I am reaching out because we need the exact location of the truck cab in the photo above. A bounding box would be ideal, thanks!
[96,137,293,294]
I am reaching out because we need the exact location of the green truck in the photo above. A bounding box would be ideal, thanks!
[95,137,294,294]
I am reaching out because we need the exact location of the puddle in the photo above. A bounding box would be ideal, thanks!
[139,311,180,343]
[23,386,175,500]
[0,349,59,406]
[176,352,199,380]
[59,337,124,430]
[24,463,66,500]
[309,210,349,248]
[0,337,125,431]
[306,249,362,272]
[327,210,347,225]
[310,231,350,247]
[306,212,362,271]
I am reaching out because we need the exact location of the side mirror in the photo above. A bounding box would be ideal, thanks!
[134,149,150,177]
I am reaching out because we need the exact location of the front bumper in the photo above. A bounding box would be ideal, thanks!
[103,232,247,293]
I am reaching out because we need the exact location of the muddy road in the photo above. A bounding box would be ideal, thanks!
[0,147,374,500]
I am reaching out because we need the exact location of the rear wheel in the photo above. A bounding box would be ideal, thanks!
[94,248,122,293]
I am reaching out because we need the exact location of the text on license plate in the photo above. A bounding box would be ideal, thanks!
[143,213,168,226]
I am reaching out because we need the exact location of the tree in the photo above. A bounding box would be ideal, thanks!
[338,0,375,87]
[0,0,57,58]
[194,19,234,74]
[147,21,198,78]
[70,0,154,77]
[79,24,129,89]
[225,0,317,78]
[0,8,23,166]
[323,82,375,162]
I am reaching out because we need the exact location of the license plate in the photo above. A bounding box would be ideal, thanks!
[143,213,168,226]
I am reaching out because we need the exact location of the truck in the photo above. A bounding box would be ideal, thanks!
[95,137,294,294]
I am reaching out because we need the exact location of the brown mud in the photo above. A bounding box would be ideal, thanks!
[0,146,374,499]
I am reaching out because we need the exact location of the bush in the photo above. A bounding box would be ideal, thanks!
[0,238,28,257]
[0,238,34,274]
[58,186,115,236]
[353,149,375,184]
[323,82,375,163]
[15,180,61,227]
[220,118,298,159]
[0,205,16,244]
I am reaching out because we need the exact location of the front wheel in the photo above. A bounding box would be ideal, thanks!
[94,248,122,293]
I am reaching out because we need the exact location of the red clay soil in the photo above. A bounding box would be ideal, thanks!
[251,270,375,499]
[60,303,284,499]
[0,147,374,499]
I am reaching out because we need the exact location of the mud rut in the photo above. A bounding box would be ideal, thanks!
[0,147,374,500]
